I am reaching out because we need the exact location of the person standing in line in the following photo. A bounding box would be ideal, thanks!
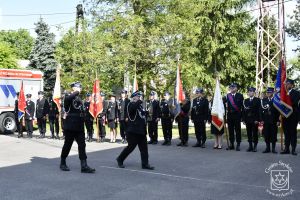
[118,90,130,144]
[107,94,118,143]
[25,94,35,138]
[242,87,260,152]
[191,88,209,148]
[49,96,60,139]
[36,91,49,138]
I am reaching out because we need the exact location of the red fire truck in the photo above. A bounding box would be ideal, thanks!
[0,69,43,134]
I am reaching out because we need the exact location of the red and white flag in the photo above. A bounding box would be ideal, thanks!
[173,63,185,118]
[53,65,61,111]
[211,78,225,131]
[89,80,103,118]
[18,81,26,121]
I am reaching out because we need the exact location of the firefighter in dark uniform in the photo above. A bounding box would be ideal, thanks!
[225,83,244,151]
[61,91,68,138]
[146,91,160,144]
[60,81,95,173]
[260,87,280,153]
[191,88,209,148]
[97,92,107,142]
[25,94,35,138]
[118,90,130,143]
[176,97,191,147]
[14,92,23,138]
[116,91,154,170]
[160,91,174,145]
[281,79,300,155]
[48,96,60,139]
[84,93,94,142]
[36,91,49,138]
[242,87,260,152]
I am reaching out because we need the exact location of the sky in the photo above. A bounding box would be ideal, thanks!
[0,0,81,39]
[0,0,299,60]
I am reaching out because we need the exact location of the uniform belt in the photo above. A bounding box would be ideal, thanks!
[67,113,84,117]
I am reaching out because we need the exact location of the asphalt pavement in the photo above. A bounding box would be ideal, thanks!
[0,133,299,200]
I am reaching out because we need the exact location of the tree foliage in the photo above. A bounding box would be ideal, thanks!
[57,0,257,96]
[0,41,18,69]
[29,18,58,95]
[0,29,34,59]
[286,0,300,52]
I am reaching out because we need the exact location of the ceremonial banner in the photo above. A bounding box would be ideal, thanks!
[211,78,225,131]
[273,59,293,118]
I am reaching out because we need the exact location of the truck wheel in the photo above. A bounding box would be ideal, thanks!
[0,112,17,134]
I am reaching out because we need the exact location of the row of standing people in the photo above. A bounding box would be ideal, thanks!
[105,80,299,156]
[14,80,299,157]
[14,91,61,139]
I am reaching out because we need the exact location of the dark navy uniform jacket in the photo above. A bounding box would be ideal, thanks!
[242,97,260,123]
[126,100,147,135]
[160,99,174,119]
[191,97,209,122]
[259,97,280,124]
[63,91,85,132]
[25,100,35,120]
[36,97,49,119]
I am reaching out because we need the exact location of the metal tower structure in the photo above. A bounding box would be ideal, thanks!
[255,0,286,94]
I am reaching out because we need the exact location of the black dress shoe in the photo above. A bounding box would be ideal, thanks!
[148,141,153,144]
[152,141,158,145]
[182,142,188,147]
[201,143,206,148]
[192,143,201,147]
[81,160,95,173]
[280,150,290,154]
[116,158,125,168]
[60,164,70,171]
[228,145,235,150]
[142,164,155,170]
[263,148,271,153]
[177,142,183,146]
[162,141,168,145]
[246,147,253,152]
[272,149,278,154]
[252,147,257,152]
[236,145,240,151]
[166,141,171,146]
[291,151,297,156]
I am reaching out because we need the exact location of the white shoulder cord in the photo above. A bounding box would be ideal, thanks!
[127,102,137,122]
[243,99,250,110]
[261,99,270,110]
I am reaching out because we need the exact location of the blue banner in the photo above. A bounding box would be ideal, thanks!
[273,92,293,118]
[273,60,293,118]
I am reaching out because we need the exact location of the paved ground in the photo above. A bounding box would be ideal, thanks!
[0,133,299,200]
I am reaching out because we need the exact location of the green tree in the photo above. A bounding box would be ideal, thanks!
[29,18,58,95]
[286,0,300,52]
[0,29,34,59]
[0,41,18,69]
[58,0,257,96]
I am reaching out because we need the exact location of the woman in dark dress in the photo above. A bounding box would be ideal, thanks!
[107,94,118,142]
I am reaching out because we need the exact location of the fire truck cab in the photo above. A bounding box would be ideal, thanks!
[0,69,43,134]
